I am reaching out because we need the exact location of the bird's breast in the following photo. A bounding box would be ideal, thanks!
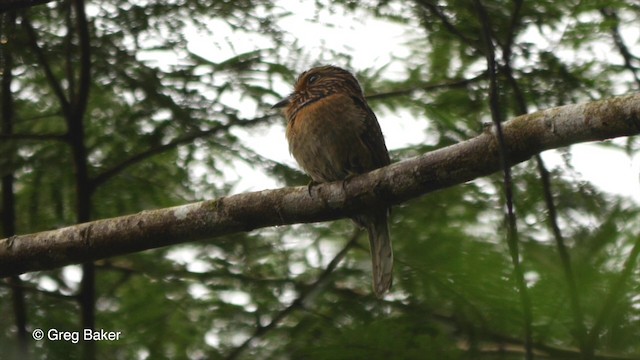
[285,94,369,182]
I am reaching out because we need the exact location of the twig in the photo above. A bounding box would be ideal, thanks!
[1,278,77,300]
[2,10,28,358]
[366,73,487,101]
[599,8,640,88]
[90,115,273,189]
[586,236,640,354]
[498,2,589,354]
[0,0,58,13]
[21,14,71,118]
[473,1,533,358]
[416,0,478,49]
[391,301,635,360]
[536,155,589,356]
[503,0,524,61]
[72,0,90,119]
[0,133,66,141]
[225,232,360,360]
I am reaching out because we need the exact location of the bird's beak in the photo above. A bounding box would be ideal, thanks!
[271,95,291,109]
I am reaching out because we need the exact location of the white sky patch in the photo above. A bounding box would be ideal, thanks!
[219,290,251,307]
[524,270,540,287]
[273,0,411,72]
[62,265,83,283]
[37,276,59,293]
[205,328,221,348]
[541,142,640,202]
[288,261,307,276]
[166,246,213,273]
[61,265,82,294]
[571,144,640,201]
[188,283,212,300]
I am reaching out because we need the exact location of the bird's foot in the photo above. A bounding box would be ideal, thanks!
[307,180,321,197]
[341,173,358,192]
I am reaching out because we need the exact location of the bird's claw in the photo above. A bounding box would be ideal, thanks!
[307,180,320,197]
[341,174,357,192]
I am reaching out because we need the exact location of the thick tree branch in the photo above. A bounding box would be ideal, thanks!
[0,94,639,277]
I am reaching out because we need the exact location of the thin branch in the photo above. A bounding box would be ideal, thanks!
[600,8,640,89]
[366,73,487,101]
[498,2,589,354]
[225,232,359,360]
[61,2,95,359]
[72,0,90,119]
[391,301,635,360]
[0,93,638,276]
[586,236,640,353]
[503,0,524,61]
[501,1,528,114]
[0,0,58,12]
[473,1,533,358]
[95,260,297,287]
[416,0,527,97]
[90,115,273,189]
[1,10,28,358]
[21,14,72,118]
[1,278,77,300]
[537,155,589,355]
[0,133,66,141]
[461,332,637,360]
[64,0,75,103]
[503,48,590,358]
[416,0,478,49]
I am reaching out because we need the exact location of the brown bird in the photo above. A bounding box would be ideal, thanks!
[272,65,393,297]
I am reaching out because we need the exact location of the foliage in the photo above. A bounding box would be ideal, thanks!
[1,0,639,359]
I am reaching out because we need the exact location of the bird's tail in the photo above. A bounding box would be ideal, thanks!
[366,210,393,298]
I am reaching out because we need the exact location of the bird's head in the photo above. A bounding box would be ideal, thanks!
[272,66,365,116]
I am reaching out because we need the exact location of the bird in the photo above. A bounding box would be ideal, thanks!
[272,65,393,297]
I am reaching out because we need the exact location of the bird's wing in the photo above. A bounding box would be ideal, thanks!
[351,96,391,169]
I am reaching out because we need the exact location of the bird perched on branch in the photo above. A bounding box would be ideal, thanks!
[272,65,393,297]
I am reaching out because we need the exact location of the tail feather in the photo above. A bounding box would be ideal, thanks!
[366,211,393,298]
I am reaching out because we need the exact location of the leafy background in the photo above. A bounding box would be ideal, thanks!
[1,0,639,359]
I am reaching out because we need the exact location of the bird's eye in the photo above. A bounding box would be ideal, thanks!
[307,74,319,84]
